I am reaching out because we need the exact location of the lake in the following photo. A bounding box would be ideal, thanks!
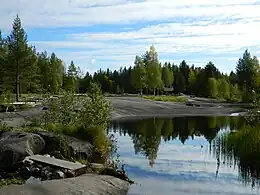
[108,116,260,195]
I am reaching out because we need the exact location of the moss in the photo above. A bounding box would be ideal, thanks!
[0,178,25,187]
[0,123,14,134]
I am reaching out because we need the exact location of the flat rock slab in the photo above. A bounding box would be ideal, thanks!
[28,155,86,175]
[0,174,129,195]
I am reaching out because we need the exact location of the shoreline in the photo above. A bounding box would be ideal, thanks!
[0,96,250,195]
[108,96,248,121]
[0,96,249,127]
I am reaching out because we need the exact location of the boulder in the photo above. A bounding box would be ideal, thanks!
[0,174,130,195]
[36,131,94,160]
[0,132,45,167]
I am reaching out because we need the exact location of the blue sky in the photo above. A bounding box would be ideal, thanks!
[1,0,260,74]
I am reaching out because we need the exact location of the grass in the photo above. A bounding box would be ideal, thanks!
[213,124,260,186]
[143,95,188,102]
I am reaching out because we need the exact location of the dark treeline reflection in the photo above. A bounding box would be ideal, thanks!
[108,116,245,167]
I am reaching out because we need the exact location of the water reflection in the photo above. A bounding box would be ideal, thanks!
[109,116,245,167]
[213,125,260,188]
[108,116,260,194]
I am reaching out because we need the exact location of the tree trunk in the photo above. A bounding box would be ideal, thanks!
[140,88,143,96]
[153,88,155,96]
[16,73,19,102]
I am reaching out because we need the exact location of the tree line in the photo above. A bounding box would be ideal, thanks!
[0,15,83,101]
[1,16,259,103]
[85,45,260,103]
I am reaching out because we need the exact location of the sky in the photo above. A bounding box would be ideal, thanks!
[1,0,260,75]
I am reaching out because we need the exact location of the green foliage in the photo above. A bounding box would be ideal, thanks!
[143,95,188,102]
[208,77,218,98]
[144,46,163,95]
[174,73,185,94]
[230,84,241,102]
[63,61,80,92]
[162,64,174,88]
[236,50,260,92]
[188,69,196,94]
[0,178,24,187]
[38,82,112,161]
[215,125,260,186]
[0,123,14,134]
[4,15,38,101]
[217,78,230,100]
[0,15,258,103]
[131,56,147,95]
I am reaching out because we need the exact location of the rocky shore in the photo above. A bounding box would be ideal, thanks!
[0,95,250,194]
[0,96,249,127]
[0,131,131,195]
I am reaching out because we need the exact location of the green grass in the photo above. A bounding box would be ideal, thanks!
[143,95,188,103]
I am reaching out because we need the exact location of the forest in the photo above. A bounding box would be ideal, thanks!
[1,15,259,103]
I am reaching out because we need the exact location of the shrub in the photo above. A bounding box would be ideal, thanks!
[34,81,113,162]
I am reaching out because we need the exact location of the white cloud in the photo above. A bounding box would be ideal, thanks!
[91,58,96,64]
[1,0,260,29]
[1,0,260,73]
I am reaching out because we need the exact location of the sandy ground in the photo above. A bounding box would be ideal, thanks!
[0,96,248,127]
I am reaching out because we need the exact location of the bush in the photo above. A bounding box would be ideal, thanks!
[35,82,113,162]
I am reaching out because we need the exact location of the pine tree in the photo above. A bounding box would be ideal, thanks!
[0,31,7,91]
[5,15,38,101]
[65,60,77,92]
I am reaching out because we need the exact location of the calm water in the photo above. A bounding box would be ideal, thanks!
[108,116,260,195]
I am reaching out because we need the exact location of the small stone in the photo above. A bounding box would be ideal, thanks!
[51,170,65,180]
[41,167,52,180]
[23,158,34,166]
[64,170,75,178]
[44,154,51,157]
[91,163,105,172]
[31,167,40,174]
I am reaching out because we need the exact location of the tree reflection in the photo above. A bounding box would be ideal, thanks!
[213,124,260,188]
[111,116,244,168]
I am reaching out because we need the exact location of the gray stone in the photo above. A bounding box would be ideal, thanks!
[51,170,65,180]
[0,132,45,167]
[23,158,34,166]
[36,131,94,160]
[91,163,105,172]
[0,174,129,195]
[64,169,75,178]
